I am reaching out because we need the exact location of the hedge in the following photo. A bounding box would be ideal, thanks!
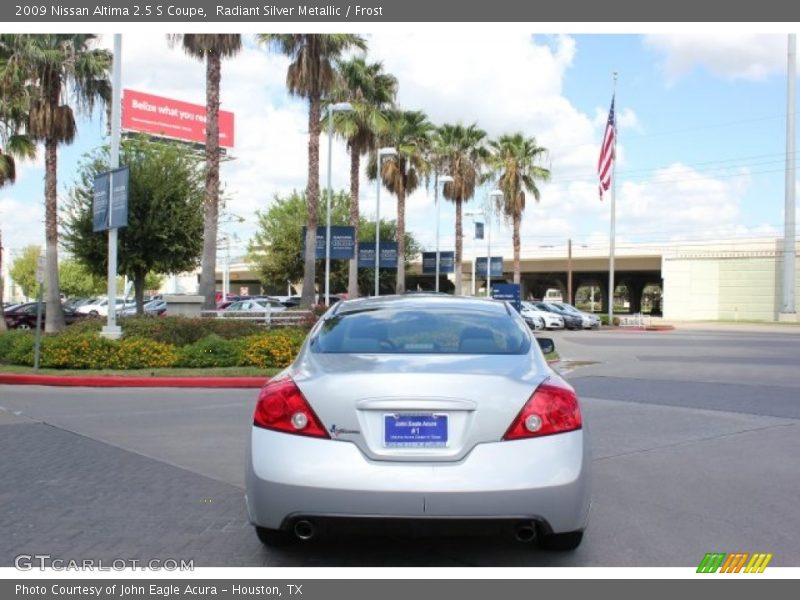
[0,323,307,370]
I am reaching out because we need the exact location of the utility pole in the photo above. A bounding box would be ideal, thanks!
[779,33,797,321]
[567,238,573,305]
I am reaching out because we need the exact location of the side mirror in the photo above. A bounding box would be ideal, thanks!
[537,337,555,355]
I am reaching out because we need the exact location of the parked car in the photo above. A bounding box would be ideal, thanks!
[522,301,564,330]
[75,297,135,317]
[246,295,590,550]
[518,302,544,330]
[118,299,167,317]
[557,303,601,329]
[534,302,583,330]
[224,298,287,314]
[3,302,87,330]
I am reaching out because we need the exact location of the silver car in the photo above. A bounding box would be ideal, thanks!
[246,295,590,551]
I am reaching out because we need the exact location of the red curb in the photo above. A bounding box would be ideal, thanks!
[0,373,268,388]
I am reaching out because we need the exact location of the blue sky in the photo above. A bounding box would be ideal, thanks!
[1,32,797,266]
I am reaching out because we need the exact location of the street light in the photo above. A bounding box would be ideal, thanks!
[487,190,503,297]
[375,146,397,296]
[325,101,353,306]
[464,209,483,296]
[435,174,454,293]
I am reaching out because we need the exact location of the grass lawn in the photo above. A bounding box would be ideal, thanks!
[0,365,282,378]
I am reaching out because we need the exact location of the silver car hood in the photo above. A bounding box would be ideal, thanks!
[288,351,550,462]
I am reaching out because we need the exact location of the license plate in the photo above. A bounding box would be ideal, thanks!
[384,414,448,447]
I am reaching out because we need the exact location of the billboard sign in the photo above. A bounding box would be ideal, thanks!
[475,256,504,277]
[358,242,398,269]
[301,226,356,260]
[422,251,455,274]
[122,89,235,148]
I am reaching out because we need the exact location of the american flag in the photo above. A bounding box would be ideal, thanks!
[598,95,616,200]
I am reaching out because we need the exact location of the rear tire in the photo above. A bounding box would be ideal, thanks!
[538,530,583,551]
[255,526,295,547]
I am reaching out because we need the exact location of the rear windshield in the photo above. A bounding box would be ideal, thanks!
[311,307,531,354]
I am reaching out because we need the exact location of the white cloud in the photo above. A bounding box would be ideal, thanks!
[644,34,792,84]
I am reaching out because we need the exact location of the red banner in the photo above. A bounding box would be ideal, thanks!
[122,89,234,148]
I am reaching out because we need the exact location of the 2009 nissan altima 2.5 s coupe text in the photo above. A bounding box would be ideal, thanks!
[245,294,590,551]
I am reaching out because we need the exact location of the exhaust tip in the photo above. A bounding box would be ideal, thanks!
[293,520,316,541]
[513,522,536,543]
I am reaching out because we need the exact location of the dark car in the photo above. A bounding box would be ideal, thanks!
[3,302,87,330]
[533,302,583,330]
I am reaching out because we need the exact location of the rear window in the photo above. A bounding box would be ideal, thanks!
[311,307,530,354]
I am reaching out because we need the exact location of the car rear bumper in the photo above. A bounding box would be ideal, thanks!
[246,427,590,534]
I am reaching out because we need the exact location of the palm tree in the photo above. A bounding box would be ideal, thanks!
[0,48,37,333]
[169,34,242,310]
[488,133,551,285]
[372,110,433,294]
[0,34,110,332]
[258,34,367,307]
[331,56,397,299]
[433,123,488,295]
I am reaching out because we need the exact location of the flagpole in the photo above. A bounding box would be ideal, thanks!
[608,72,618,326]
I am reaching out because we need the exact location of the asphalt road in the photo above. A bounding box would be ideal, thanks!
[1,323,798,567]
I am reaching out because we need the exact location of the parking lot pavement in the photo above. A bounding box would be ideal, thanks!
[1,326,799,566]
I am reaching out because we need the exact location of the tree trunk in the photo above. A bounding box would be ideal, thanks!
[44,136,65,332]
[0,229,6,332]
[301,94,322,308]
[513,209,521,285]
[347,148,360,299]
[198,49,221,310]
[454,197,463,296]
[396,185,406,295]
[134,269,146,315]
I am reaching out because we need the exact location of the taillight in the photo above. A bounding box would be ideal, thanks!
[253,377,329,439]
[503,378,582,440]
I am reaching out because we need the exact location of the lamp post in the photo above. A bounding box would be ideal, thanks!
[487,190,503,297]
[375,147,397,296]
[464,209,483,296]
[435,174,454,292]
[325,102,353,306]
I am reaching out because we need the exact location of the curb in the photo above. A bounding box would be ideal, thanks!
[0,373,268,388]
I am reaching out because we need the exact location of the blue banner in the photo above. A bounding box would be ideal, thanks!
[422,251,455,274]
[475,256,503,277]
[491,283,521,312]
[358,242,398,269]
[92,172,109,233]
[301,226,356,259]
[474,222,484,240]
[109,166,129,229]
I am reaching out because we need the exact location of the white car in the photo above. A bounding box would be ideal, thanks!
[75,298,135,317]
[557,303,601,330]
[519,304,544,330]
[522,302,564,330]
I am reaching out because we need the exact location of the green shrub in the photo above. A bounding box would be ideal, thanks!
[239,330,305,369]
[63,318,103,335]
[177,334,240,368]
[39,333,116,369]
[0,330,34,364]
[110,337,178,369]
[121,316,263,346]
[598,315,620,326]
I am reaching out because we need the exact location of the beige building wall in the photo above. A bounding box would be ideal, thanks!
[662,258,720,320]
[663,245,800,321]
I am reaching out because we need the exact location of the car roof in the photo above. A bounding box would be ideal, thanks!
[330,294,511,316]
